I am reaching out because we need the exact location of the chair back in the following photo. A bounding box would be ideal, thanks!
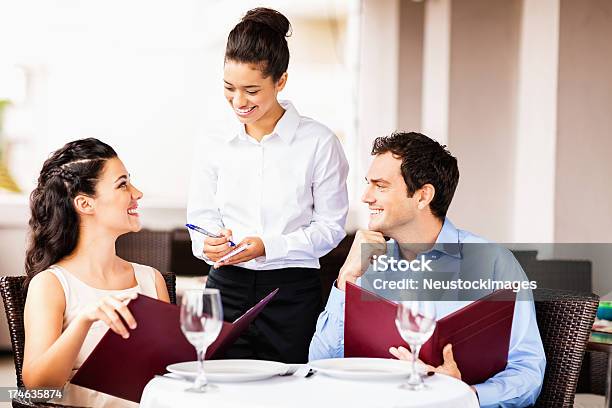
[162,272,176,305]
[116,230,172,272]
[533,289,599,408]
[0,272,176,390]
[0,276,27,388]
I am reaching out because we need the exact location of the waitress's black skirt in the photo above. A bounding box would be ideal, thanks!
[205,265,322,364]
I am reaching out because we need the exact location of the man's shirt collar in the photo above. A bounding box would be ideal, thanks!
[390,217,462,260]
[431,218,462,259]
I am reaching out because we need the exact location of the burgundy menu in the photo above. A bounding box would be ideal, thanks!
[71,288,278,402]
[344,282,515,385]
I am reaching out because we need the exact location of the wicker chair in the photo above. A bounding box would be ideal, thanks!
[116,230,172,273]
[0,272,176,408]
[533,289,599,407]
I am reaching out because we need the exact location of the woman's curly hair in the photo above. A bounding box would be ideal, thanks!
[24,138,117,288]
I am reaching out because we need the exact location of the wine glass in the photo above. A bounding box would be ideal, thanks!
[180,289,223,392]
[395,301,436,390]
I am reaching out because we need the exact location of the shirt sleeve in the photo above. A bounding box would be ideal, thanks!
[309,282,346,361]
[473,251,546,407]
[261,134,349,262]
[186,139,224,264]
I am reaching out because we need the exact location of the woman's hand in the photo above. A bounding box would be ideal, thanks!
[215,236,265,267]
[78,292,138,339]
[203,228,234,262]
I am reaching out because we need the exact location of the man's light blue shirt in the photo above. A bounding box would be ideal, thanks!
[308,218,546,407]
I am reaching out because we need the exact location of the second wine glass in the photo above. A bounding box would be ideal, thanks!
[180,288,223,392]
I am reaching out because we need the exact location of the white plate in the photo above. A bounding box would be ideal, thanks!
[166,360,288,382]
[308,358,424,381]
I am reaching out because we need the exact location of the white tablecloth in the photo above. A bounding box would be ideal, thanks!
[140,372,479,408]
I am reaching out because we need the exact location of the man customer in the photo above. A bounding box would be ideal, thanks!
[309,132,546,407]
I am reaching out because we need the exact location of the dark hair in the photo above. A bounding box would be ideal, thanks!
[371,132,459,219]
[225,7,291,82]
[24,138,117,287]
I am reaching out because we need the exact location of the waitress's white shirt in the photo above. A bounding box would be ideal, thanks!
[187,100,349,270]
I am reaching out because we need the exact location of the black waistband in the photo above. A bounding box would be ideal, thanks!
[208,265,320,285]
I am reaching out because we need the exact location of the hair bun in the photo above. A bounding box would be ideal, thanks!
[242,7,291,37]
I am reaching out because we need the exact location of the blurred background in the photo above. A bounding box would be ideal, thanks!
[0,0,611,405]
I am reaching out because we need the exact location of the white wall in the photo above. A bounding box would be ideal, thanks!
[555,0,612,243]
[553,0,612,296]
[397,0,424,132]
[352,0,400,229]
[420,0,450,144]
[513,0,560,243]
[446,0,522,242]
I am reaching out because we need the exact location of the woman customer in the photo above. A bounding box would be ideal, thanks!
[22,138,169,407]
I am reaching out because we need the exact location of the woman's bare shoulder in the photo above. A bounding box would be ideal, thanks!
[26,269,65,310]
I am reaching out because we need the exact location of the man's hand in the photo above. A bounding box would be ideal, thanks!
[337,230,387,291]
[426,344,462,381]
[203,228,234,262]
[389,346,421,362]
[389,344,463,382]
[215,236,265,267]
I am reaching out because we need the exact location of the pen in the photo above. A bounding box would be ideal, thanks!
[185,224,236,247]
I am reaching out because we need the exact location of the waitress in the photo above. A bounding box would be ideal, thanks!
[187,7,348,363]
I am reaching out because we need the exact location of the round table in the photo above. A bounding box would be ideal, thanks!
[140,372,479,408]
